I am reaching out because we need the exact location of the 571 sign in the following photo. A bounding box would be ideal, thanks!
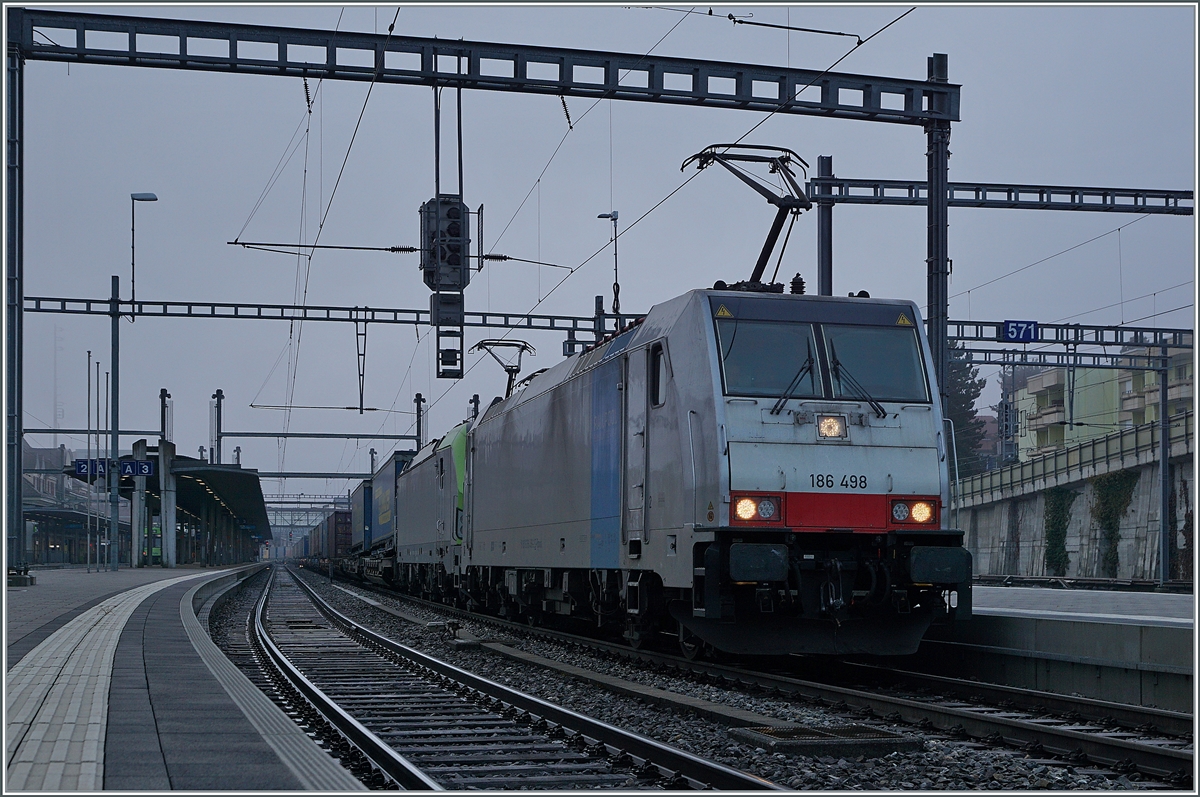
[1001,320,1039,343]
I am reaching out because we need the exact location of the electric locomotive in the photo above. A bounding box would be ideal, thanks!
[367,285,971,658]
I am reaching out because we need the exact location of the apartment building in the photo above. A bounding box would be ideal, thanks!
[1010,348,1192,461]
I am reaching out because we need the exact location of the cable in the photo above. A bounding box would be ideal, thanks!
[727,16,862,45]
[1048,280,1192,324]
[278,7,401,478]
[1121,303,1192,326]
[483,254,571,270]
[488,8,695,253]
[309,7,402,258]
[949,214,1150,300]
[727,7,916,149]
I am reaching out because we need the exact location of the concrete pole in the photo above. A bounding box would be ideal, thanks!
[1159,347,1171,583]
[415,393,425,448]
[925,54,952,417]
[86,351,92,572]
[816,155,833,296]
[211,388,223,463]
[6,35,24,567]
[132,439,146,567]
[109,276,120,570]
[158,439,176,567]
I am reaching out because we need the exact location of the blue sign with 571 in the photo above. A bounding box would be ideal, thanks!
[1002,320,1039,343]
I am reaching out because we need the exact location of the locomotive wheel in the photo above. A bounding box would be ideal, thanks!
[678,625,705,661]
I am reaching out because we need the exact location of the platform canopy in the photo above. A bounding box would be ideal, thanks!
[65,451,273,543]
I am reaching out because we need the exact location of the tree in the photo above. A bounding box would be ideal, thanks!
[944,340,988,477]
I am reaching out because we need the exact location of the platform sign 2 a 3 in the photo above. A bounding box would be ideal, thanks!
[119,460,156,476]
[74,459,155,476]
[1001,320,1039,343]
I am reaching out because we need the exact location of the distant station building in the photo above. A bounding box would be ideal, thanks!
[18,438,272,568]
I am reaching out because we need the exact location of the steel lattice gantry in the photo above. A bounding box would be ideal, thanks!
[7,9,959,124]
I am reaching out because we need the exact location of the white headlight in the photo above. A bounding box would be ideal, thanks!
[735,497,758,520]
[757,498,777,520]
[817,414,847,438]
[911,501,934,523]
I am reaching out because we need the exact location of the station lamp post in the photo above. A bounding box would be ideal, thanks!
[130,192,157,308]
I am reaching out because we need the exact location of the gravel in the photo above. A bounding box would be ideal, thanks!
[289,569,1161,790]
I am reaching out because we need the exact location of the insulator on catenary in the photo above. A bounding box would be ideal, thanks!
[560,96,573,130]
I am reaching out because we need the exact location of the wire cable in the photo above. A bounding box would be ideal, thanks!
[726,7,915,149]
[949,214,1151,300]
[487,8,696,253]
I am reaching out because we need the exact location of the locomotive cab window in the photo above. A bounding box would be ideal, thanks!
[649,343,667,407]
[715,319,821,399]
[823,324,930,403]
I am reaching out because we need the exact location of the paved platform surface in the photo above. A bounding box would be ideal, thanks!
[973,585,1194,628]
[7,566,206,669]
[5,565,362,791]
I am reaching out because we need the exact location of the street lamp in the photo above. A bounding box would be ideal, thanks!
[597,210,619,314]
[130,192,157,312]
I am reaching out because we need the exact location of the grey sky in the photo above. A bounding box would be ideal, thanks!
[19,3,1196,494]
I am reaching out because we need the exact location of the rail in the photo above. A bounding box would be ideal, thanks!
[289,570,781,790]
[955,411,1193,507]
[251,568,442,790]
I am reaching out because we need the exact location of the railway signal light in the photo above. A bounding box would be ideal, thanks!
[420,194,471,291]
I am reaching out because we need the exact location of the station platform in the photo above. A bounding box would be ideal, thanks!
[972,584,1194,629]
[914,583,1195,712]
[5,564,362,791]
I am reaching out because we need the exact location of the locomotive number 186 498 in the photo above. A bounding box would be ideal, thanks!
[810,474,867,489]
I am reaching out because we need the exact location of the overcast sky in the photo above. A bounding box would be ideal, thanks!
[20,3,1196,495]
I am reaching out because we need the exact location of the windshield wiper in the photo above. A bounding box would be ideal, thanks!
[829,341,887,418]
[770,340,815,415]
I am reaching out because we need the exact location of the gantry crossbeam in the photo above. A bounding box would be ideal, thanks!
[958,348,1170,372]
[948,320,1191,349]
[12,8,959,126]
[23,295,623,334]
[808,178,1193,215]
[27,294,1191,362]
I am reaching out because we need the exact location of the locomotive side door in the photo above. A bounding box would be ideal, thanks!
[623,347,649,544]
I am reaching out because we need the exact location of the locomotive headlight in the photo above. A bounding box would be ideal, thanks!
[757,497,777,520]
[910,501,934,523]
[735,497,759,520]
[892,502,910,522]
[817,414,847,438]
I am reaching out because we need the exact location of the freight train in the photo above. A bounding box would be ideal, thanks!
[303,287,972,657]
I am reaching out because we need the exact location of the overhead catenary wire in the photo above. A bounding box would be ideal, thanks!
[948,214,1151,301]
[487,8,696,254]
[275,7,402,476]
[726,7,916,149]
[230,241,417,256]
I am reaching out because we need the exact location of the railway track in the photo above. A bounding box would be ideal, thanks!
[326,576,1193,785]
[252,566,779,790]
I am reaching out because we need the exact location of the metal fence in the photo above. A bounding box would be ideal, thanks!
[955,411,1193,507]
